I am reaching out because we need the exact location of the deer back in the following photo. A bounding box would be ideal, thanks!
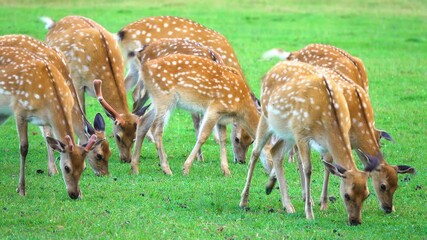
[118,16,242,77]
[289,44,369,92]
[141,54,256,122]
[129,38,224,110]
[45,16,128,112]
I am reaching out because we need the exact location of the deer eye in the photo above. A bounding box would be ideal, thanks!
[64,166,71,174]
[344,193,351,201]
[380,183,387,191]
[234,137,240,144]
[96,154,103,161]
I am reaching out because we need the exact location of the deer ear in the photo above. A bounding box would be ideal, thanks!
[396,165,416,174]
[379,130,395,143]
[94,113,106,131]
[83,116,95,137]
[46,137,66,153]
[134,103,151,117]
[357,150,380,172]
[322,160,347,178]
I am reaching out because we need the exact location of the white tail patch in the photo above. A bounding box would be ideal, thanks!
[40,16,55,30]
[261,48,290,61]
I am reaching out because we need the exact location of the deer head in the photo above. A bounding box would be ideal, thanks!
[323,158,378,225]
[47,135,97,199]
[93,79,138,162]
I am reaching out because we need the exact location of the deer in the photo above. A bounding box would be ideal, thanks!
[262,44,415,213]
[239,61,380,225]
[261,43,369,93]
[0,46,99,199]
[119,53,273,176]
[116,16,259,165]
[128,38,226,163]
[0,34,111,176]
[41,15,138,163]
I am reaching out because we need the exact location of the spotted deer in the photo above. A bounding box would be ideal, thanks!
[240,61,379,225]
[0,34,111,176]
[128,38,227,162]
[122,53,272,175]
[263,44,415,213]
[0,46,99,199]
[41,15,137,163]
[261,43,369,92]
[117,16,258,164]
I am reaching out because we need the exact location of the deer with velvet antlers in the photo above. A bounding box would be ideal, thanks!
[0,46,98,199]
[124,52,272,176]
[41,15,140,163]
[0,34,111,176]
[240,61,380,225]
[117,16,259,165]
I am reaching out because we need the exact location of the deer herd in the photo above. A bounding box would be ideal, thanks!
[0,15,415,225]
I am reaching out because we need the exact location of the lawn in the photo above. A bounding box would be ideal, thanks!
[0,0,426,239]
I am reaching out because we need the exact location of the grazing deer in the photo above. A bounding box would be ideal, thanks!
[0,34,111,176]
[128,38,225,162]
[116,16,258,164]
[122,53,272,175]
[0,46,98,199]
[263,44,415,213]
[240,61,379,225]
[261,43,369,92]
[41,15,137,163]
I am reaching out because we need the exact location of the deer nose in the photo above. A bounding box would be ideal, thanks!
[349,218,362,226]
[382,205,394,214]
[234,156,245,164]
[68,191,80,200]
[68,189,82,200]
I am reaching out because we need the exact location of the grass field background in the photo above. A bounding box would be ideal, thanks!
[0,0,426,239]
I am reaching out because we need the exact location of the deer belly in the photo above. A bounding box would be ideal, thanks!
[267,115,294,141]
[26,115,48,126]
[0,95,13,118]
[309,139,327,153]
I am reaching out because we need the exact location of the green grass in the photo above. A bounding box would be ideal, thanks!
[1,0,426,239]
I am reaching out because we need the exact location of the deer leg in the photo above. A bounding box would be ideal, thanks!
[191,113,204,162]
[273,140,295,213]
[297,140,314,220]
[151,108,172,175]
[320,152,333,210]
[239,115,272,209]
[216,124,230,176]
[183,111,220,175]
[40,126,58,176]
[16,117,28,196]
[265,139,287,195]
[130,109,155,174]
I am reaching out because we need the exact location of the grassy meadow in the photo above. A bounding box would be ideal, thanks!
[0,0,426,239]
